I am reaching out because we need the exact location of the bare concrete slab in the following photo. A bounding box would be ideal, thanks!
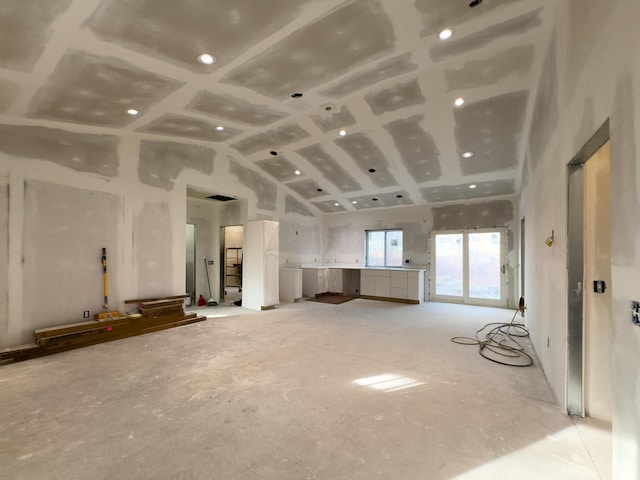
[0,302,609,479]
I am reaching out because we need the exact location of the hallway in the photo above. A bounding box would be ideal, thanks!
[0,301,611,479]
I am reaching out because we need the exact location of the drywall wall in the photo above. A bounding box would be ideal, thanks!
[520,0,640,476]
[0,129,321,347]
[0,180,8,340]
[322,199,519,307]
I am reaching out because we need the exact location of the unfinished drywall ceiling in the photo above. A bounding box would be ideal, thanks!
[138,140,215,191]
[0,125,120,177]
[0,0,553,214]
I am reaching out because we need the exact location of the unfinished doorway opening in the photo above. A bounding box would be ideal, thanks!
[566,120,612,420]
[220,225,244,305]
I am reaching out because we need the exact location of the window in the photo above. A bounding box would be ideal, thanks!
[366,229,403,267]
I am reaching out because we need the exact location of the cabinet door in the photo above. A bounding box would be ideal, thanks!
[407,271,424,302]
[360,271,375,296]
[374,271,391,297]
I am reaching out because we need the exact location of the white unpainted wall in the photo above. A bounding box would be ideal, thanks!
[520,0,640,476]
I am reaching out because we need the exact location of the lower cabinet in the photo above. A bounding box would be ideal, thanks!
[360,269,424,304]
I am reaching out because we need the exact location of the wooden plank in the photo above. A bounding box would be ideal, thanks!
[124,294,189,304]
[0,343,40,362]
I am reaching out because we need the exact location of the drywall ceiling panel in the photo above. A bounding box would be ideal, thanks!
[454,90,529,176]
[311,200,348,213]
[430,9,543,62]
[415,0,528,37]
[348,191,412,210]
[444,45,535,91]
[86,0,317,71]
[0,0,72,72]
[255,156,301,183]
[0,78,18,112]
[28,51,184,127]
[384,115,441,183]
[364,79,425,115]
[138,140,215,191]
[229,160,277,211]
[310,106,357,133]
[138,114,242,142]
[335,133,398,187]
[296,144,362,192]
[421,179,515,203]
[231,124,309,156]
[0,125,119,177]
[284,195,315,217]
[187,91,289,127]
[285,179,327,200]
[321,53,418,98]
[221,0,395,99]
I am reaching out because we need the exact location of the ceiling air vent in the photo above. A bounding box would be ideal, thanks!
[206,194,235,202]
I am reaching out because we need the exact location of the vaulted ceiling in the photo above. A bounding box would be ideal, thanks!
[0,0,552,214]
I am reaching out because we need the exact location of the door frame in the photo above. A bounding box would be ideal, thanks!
[566,119,610,416]
[430,227,508,308]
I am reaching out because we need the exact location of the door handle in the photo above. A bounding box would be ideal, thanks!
[501,264,506,274]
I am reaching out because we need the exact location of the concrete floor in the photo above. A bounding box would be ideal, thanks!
[0,301,611,480]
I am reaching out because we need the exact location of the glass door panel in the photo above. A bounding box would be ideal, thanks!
[434,234,463,297]
[432,229,506,307]
[468,232,501,300]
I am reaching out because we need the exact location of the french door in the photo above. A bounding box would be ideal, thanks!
[430,228,507,307]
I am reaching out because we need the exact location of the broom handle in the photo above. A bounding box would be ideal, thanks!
[102,247,109,312]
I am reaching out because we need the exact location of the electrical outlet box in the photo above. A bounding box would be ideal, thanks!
[632,301,640,325]
[83,310,90,318]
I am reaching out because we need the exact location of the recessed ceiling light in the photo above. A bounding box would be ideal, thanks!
[339,129,347,136]
[126,108,139,116]
[368,168,376,173]
[197,53,216,65]
[439,28,453,40]
[334,202,340,206]
[372,198,379,201]
[317,188,323,192]
[396,194,403,198]
[462,151,474,158]
[294,170,301,175]
[352,200,358,204]
[469,0,483,7]
[270,150,278,156]
[291,92,303,98]
[454,97,465,107]
[216,126,224,131]
[469,184,477,189]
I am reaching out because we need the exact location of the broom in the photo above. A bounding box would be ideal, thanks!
[95,247,120,321]
[203,257,218,306]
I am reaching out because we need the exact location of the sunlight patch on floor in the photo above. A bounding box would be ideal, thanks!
[352,373,425,393]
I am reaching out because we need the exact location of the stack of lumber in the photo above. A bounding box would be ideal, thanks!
[0,295,205,363]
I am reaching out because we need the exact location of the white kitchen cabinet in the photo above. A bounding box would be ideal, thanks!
[407,270,424,303]
[279,268,302,303]
[302,268,328,297]
[243,220,279,310]
[360,268,425,304]
[360,270,375,296]
[390,270,408,299]
[374,270,391,297]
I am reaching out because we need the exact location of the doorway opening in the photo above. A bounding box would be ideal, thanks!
[566,120,612,421]
[430,228,508,308]
[220,225,244,306]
